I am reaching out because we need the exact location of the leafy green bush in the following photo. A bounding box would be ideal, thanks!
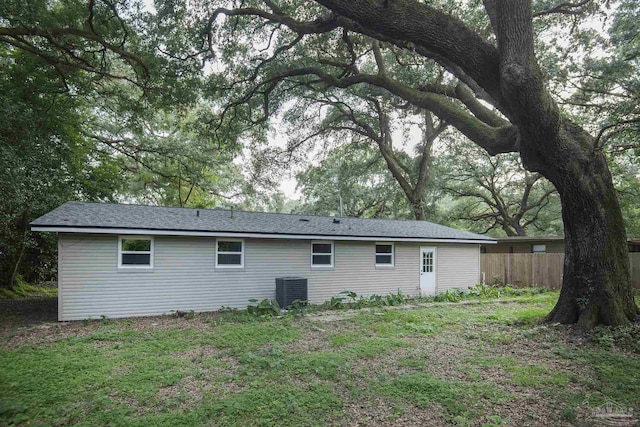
[215,287,552,323]
[384,289,410,306]
[247,299,281,317]
[286,299,308,315]
[427,284,552,303]
[467,284,501,299]
[433,289,465,302]
[321,290,409,310]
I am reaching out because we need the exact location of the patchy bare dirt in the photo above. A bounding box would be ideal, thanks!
[0,305,222,349]
[0,297,57,327]
[343,396,448,427]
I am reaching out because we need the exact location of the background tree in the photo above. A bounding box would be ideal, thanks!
[559,0,639,152]
[556,0,640,237]
[0,0,261,287]
[438,138,561,236]
[0,47,124,286]
[280,88,444,220]
[296,144,415,218]
[609,152,640,238]
[87,107,246,207]
[232,34,450,221]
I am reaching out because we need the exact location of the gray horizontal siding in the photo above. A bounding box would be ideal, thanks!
[58,234,480,320]
[436,244,480,292]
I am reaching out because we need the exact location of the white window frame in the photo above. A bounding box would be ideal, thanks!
[532,244,546,254]
[375,242,395,267]
[215,238,245,269]
[118,235,154,269]
[311,240,334,268]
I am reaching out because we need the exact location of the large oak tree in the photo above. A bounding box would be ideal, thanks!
[198,0,639,326]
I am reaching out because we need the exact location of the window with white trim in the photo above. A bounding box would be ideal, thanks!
[311,241,334,267]
[532,244,546,253]
[375,243,394,266]
[216,239,244,268]
[118,236,153,268]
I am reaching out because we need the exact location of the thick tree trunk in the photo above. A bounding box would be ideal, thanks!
[542,139,638,326]
[490,1,638,326]
[502,223,526,237]
[513,117,639,326]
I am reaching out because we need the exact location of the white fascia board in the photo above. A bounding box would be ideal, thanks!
[31,226,497,244]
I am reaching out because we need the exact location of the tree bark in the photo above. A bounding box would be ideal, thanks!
[543,127,638,326]
[373,104,435,221]
[411,201,426,221]
[490,0,638,325]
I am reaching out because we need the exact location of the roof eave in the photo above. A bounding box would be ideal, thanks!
[30,225,497,244]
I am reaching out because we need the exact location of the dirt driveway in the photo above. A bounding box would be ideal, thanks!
[0,298,57,335]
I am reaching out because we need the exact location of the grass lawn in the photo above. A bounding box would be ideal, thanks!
[1,292,639,426]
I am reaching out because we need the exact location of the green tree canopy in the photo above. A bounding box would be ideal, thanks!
[438,138,561,237]
[296,144,416,218]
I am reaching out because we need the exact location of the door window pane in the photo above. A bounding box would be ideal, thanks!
[422,251,433,273]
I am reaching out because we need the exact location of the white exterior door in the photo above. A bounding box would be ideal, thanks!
[420,247,436,296]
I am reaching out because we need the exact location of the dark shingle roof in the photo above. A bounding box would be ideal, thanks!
[496,236,564,242]
[31,202,495,242]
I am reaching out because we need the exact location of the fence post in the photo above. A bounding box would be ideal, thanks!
[532,255,536,286]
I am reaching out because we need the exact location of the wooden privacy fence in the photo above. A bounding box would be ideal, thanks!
[480,253,640,289]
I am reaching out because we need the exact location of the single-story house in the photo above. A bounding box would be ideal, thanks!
[481,236,640,254]
[31,202,495,321]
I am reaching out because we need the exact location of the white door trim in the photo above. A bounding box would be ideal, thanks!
[419,246,437,296]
